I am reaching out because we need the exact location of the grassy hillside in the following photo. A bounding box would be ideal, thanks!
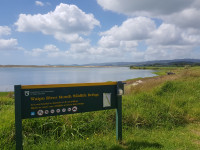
[1,67,200,149]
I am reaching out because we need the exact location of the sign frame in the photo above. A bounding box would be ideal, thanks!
[15,81,124,150]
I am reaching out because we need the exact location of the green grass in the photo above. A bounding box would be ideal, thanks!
[130,66,185,76]
[1,67,200,149]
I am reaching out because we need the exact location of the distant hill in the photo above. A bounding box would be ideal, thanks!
[1,59,200,67]
[82,59,200,67]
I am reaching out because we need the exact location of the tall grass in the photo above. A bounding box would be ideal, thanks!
[1,67,200,149]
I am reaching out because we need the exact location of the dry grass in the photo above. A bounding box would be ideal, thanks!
[125,74,179,94]
[125,67,200,95]
[179,68,200,78]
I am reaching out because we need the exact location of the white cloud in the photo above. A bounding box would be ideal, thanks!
[147,23,200,47]
[11,1,200,63]
[88,17,157,61]
[43,44,59,52]
[192,0,200,8]
[97,0,194,16]
[0,26,11,37]
[100,17,156,41]
[26,44,61,57]
[54,33,84,43]
[31,17,199,63]
[96,0,200,62]
[163,8,200,30]
[15,3,100,43]
[0,38,18,50]
[98,36,119,48]
[147,24,183,46]
[96,14,200,62]
[35,1,44,6]
[98,17,155,50]
[0,26,23,51]
[69,41,91,53]
[144,46,196,61]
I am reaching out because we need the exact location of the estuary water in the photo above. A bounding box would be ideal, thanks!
[0,67,156,91]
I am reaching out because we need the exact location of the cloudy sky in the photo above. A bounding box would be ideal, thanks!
[0,0,200,65]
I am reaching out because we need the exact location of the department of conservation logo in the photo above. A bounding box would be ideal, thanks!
[24,91,29,96]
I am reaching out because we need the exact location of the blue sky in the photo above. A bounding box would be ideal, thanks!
[0,0,200,65]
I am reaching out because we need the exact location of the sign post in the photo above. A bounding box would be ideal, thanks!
[116,81,123,142]
[14,85,23,150]
[14,81,124,149]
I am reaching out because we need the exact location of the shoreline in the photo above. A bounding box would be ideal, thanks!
[0,66,156,92]
[0,65,123,68]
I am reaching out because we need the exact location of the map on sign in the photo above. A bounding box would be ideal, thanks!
[103,93,111,107]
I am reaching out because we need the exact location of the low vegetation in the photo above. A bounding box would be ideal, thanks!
[1,67,200,149]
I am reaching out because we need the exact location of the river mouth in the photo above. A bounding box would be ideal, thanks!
[0,67,156,91]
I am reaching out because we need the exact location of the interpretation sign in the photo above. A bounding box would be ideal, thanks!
[20,82,117,119]
[15,82,124,150]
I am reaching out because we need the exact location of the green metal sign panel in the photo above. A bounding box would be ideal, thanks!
[15,82,124,150]
[20,83,117,119]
